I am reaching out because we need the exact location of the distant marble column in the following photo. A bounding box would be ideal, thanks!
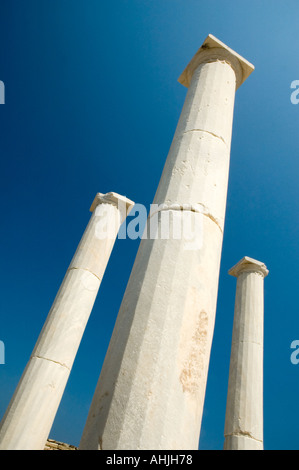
[0,192,134,450]
[224,256,269,450]
[79,35,254,450]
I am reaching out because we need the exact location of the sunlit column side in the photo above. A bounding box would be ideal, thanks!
[0,192,134,450]
[224,256,269,450]
[80,35,255,450]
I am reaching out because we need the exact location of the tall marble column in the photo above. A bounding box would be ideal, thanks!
[80,35,255,450]
[0,192,134,450]
[224,256,269,450]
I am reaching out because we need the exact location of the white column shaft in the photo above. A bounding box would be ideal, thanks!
[224,257,268,450]
[80,36,254,450]
[153,60,236,228]
[0,193,133,450]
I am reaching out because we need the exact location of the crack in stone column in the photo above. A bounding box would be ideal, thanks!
[31,355,71,371]
[182,128,228,147]
[67,266,103,283]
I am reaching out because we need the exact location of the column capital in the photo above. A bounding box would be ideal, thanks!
[229,256,269,278]
[178,34,254,90]
[90,192,135,215]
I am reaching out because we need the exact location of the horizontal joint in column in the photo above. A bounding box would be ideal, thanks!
[182,128,228,147]
[149,203,223,233]
[67,266,103,284]
[224,431,263,444]
[31,355,70,371]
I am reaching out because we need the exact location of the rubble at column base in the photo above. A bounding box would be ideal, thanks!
[44,439,77,451]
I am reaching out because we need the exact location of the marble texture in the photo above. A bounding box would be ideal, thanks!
[224,256,269,451]
[0,192,134,450]
[79,36,254,450]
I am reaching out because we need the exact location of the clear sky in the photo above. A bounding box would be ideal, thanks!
[0,0,298,450]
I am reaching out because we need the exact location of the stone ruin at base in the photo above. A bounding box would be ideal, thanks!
[44,439,77,451]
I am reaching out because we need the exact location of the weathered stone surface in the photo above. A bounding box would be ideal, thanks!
[0,193,134,450]
[80,211,222,450]
[45,439,77,451]
[80,36,254,450]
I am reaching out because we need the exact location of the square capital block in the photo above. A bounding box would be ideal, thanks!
[178,34,254,89]
[229,256,269,278]
[90,192,135,216]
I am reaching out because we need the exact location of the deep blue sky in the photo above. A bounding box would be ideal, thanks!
[0,0,298,450]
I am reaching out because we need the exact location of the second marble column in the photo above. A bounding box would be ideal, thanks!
[224,256,269,450]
